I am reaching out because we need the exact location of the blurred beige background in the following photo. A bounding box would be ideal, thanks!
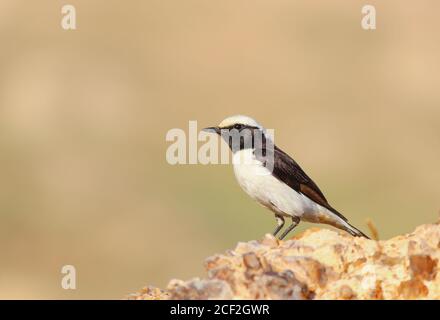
[0,0,439,299]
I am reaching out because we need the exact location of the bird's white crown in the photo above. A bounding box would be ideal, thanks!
[218,115,263,129]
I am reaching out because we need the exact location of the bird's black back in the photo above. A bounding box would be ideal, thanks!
[256,145,349,222]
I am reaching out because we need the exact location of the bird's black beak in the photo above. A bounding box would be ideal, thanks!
[202,126,220,134]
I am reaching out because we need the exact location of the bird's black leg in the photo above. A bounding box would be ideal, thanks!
[279,216,300,240]
[272,215,285,237]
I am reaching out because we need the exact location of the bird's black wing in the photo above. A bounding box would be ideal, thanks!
[257,145,348,222]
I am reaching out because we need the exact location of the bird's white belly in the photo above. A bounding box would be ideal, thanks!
[232,150,320,220]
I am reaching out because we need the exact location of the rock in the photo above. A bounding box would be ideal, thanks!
[130,221,440,300]
[126,286,170,300]
[167,278,234,300]
[409,254,438,281]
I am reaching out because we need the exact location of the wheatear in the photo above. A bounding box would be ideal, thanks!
[203,115,369,240]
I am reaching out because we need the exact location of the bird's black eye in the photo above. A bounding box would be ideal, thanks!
[233,124,243,130]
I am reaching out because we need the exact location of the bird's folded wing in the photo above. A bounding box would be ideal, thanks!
[258,146,348,222]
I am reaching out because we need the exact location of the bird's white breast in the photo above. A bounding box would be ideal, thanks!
[232,149,320,220]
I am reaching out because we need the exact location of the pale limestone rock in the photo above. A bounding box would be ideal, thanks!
[131,221,440,300]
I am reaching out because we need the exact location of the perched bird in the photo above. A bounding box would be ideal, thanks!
[203,115,369,240]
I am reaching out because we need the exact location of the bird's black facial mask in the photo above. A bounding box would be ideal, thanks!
[220,126,261,152]
[203,123,274,172]
[218,125,274,172]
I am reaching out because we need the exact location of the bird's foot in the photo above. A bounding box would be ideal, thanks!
[272,215,285,237]
[278,216,300,240]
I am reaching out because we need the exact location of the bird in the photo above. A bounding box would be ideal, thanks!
[203,115,369,240]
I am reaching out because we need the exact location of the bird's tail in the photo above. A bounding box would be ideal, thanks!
[341,220,370,239]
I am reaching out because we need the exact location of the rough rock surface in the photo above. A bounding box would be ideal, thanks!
[129,221,440,300]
